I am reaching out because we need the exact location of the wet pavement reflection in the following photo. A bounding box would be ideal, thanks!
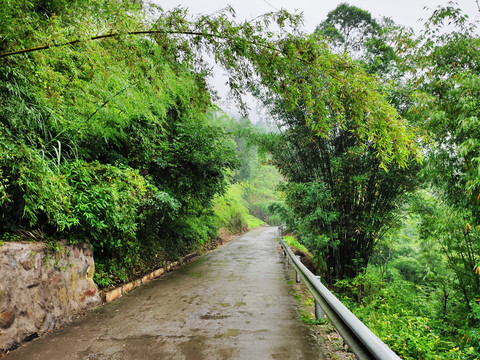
[5,226,324,359]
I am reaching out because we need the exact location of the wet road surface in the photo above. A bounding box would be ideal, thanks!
[5,226,324,359]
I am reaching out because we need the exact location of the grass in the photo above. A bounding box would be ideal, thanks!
[245,214,265,229]
[213,183,265,233]
[283,235,310,255]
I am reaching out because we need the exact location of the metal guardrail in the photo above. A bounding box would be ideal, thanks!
[278,227,401,360]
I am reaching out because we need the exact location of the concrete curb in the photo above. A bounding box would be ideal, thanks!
[100,253,198,303]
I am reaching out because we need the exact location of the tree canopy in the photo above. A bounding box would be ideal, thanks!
[315,2,380,57]
[1,1,418,169]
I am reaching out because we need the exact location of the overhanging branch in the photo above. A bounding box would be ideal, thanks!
[0,30,224,58]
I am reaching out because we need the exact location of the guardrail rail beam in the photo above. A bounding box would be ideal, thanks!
[278,227,400,360]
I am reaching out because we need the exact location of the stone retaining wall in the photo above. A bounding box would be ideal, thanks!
[0,241,101,352]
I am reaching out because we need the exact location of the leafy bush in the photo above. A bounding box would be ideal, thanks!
[0,126,75,232]
[338,272,479,359]
[0,4,239,286]
[245,214,265,229]
[391,256,423,283]
[213,182,264,234]
[283,235,309,254]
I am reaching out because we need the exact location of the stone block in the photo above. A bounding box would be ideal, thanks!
[104,288,122,303]
[152,268,164,278]
[0,312,15,329]
[21,260,33,271]
[122,282,134,294]
[125,279,142,291]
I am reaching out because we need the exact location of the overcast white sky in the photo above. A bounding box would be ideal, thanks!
[156,0,478,33]
[153,0,479,121]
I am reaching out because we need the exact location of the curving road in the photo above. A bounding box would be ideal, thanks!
[5,226,324,359]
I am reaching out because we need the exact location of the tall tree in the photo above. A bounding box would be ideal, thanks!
[263,93,419,283]
[399,3,480,316]
[315,3,380,58]
[315,3,405,79]
[256,4,420,283]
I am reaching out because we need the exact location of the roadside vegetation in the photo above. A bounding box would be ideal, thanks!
[1,1,480,358]
[0,0,272,288]
[266,3,480,359]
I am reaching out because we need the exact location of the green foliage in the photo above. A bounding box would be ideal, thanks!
[269,3,480,358]
[262,106,419,282]
[268,4,480,356]
[243,163,283,223]
[245,215,265,229]
[1,2,418,169]
[400,4,480,219]
[0,124,75,231]
[1,0,420,288]
[356,292,452,359]
[315,3,380,57]
[315,4,404,79]
[258,6,420,283]
[391,256,423,283]
[267,199,292,227]
[341,271,479,359]
[213,182,264,234]
[343,193,480,359]
[210,112,283,226]
[379,6,480,355]
[3,2,480,357]
[413,192,480,324]
[0,0,242,286]
[283,235,309,255]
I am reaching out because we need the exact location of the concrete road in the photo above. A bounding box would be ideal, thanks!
[5,226,324,359]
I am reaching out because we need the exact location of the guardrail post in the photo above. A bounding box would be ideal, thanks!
[314,276,325,320]
[295,255,301,283]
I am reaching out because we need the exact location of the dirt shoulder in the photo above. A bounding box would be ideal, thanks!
[277,243,356,360]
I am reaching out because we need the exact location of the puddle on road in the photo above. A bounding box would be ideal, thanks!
[213,329,239,338]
